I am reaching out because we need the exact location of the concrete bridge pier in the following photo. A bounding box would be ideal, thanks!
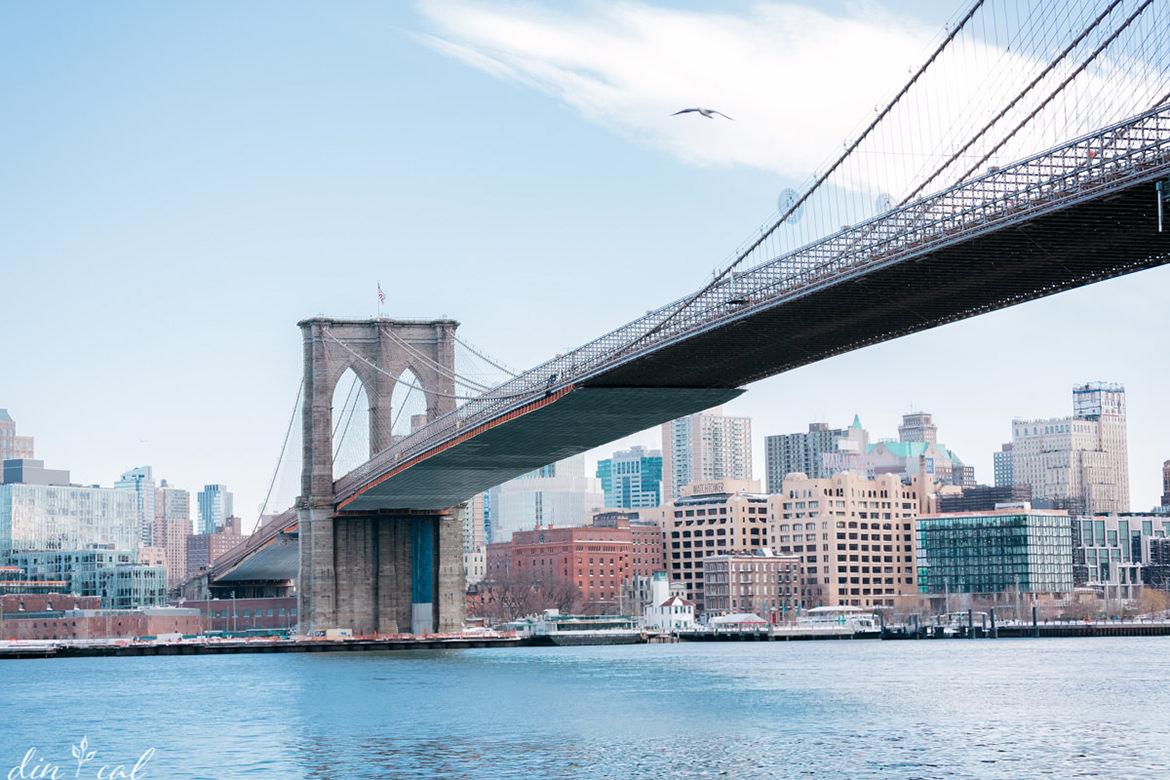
[332,511,463,636]
[298,507,463,636]
[296,317,464,636]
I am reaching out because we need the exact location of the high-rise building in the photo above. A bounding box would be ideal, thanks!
[771,472,923,609]
[898,412,938,444]
[871,412,973,488]
[487,455,605,543]
[461,492,486,553]
[0,410,12,462]
[460,493,487,586]
[662,407,752,500]
[185,521,245,582]
[1162,460,1170,509]
[197,484,234,534]
[993,444,1014,488]
[156,479,191,590]
[1,463,138,555]
[764,419,867,492]
[0,410,34,482]
[115,466,157,547]
[868,441,973,488]
[1011,382,1129,516]
[596,446,663,508]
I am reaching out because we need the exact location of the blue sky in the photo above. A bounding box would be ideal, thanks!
[1,1,1166,528]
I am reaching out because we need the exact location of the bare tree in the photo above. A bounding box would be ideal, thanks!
[1138,586,1170,617]
[539,575,583,614]
[477,571,583,623]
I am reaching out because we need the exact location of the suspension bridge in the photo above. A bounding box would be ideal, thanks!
[207,0,1170,635]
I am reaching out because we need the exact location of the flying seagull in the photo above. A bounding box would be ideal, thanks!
[672,107,733,120]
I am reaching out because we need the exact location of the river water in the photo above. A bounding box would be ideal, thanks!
[2,637,1168,779]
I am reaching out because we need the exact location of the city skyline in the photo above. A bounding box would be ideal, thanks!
[2,1,1167,532]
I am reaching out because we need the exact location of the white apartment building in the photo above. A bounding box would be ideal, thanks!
[662,407,752,500]
[1011,382,1129,515]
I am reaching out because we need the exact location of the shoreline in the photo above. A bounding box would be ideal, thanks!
[5,620,1170,660]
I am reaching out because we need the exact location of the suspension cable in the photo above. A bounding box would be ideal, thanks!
[378,326,492,392]
[901,0,1126,205]
[323,329,535,402]
[629,0,987,349]
[955,0,1154,185]
[453,335,519,378]
[257,378,302,524]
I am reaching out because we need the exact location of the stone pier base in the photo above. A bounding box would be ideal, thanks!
[297,507,464,636]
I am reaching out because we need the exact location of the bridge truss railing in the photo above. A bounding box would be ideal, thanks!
[334,105,1170,502]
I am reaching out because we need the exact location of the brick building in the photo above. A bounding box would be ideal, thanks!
[185,518,245,582]
[485,513,663,614]
[0,593,203,641]
[702,551,803,620]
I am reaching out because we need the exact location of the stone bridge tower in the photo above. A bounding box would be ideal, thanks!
[296,317,465,636]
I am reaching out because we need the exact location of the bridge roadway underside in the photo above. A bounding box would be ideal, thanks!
[585,180,1169,388]
[340,387,744,512]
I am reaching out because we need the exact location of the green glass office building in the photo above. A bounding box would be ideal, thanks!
[917,509,1073,595]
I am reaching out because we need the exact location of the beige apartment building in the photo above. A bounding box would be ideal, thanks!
[643,479,771,607]
[770,472,924,609]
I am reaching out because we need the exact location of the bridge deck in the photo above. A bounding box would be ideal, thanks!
[330,107,1170,513]
[338,386,742,512]
[585,175,1168,388]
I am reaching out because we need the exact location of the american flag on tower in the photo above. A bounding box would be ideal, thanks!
[377,283,385,304]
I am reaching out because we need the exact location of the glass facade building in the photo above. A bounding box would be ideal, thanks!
[4,549,166,609]
[916,510,1073,595]
[596,446,663,509]
[1072,514,1170,599]
[0,484,138,555]
[115,466,156,547]
[197,484,234,534]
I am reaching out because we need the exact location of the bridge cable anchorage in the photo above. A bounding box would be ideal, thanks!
[626,0,987,351]
[376,325,492,393]
[322,329,536,402]
[953,0,1156,187]
[256,378,303,531]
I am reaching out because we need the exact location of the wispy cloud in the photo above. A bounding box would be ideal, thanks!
[414,1,937,176]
